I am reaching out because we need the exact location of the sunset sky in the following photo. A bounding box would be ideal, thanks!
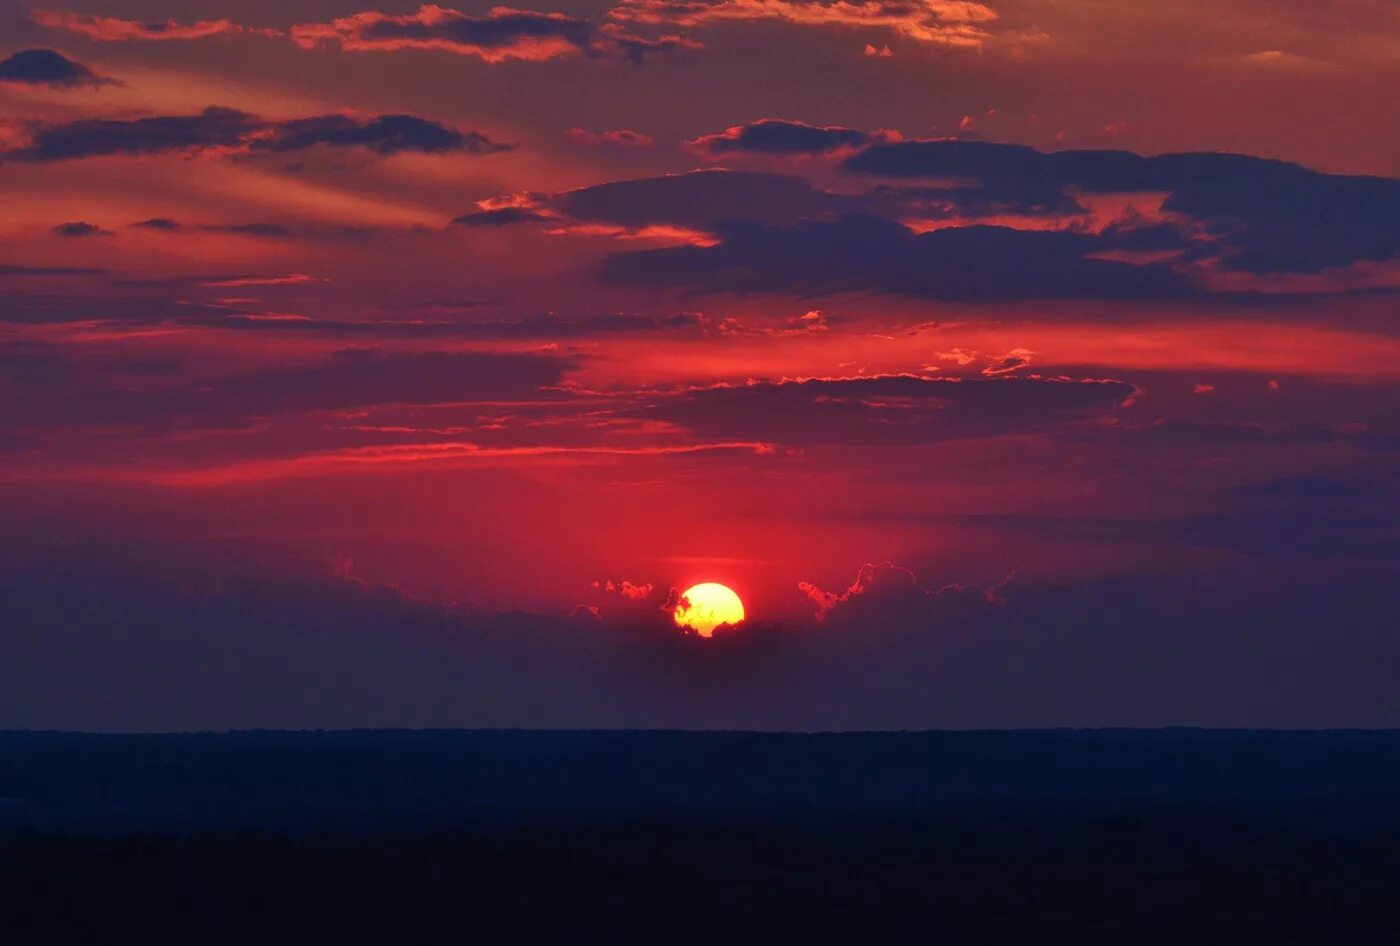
[2,0,1398,730]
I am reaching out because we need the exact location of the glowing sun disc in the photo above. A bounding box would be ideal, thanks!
[674,582,745,637]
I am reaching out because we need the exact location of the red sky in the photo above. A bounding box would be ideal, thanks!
[1,0,1398,729]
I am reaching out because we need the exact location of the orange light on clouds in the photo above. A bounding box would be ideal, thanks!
[673,582,746,637]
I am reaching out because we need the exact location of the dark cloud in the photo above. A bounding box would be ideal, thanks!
[9,349,576,431]
[200,312,702,338]
[691,119,877,155]
[129,219,367,240]
[0,264,104,276]
[847,140,1400,273]
[555,169,864,229]
[0,48,109,88]
[452,207,553,226]
[254,114,510,155]
[943,470,1400,560]
[800,561,1006,623]
[566,127,654,148]
[868,178,1086,218]
[0,292,246,326]
[3,107,509,162]
[6,107,260,162]
[0,275,698,337]
[607,0,1000,50]
[290,5,697,64]
[132,217,183,231]
[602,214,1193,301]
[1231,475,1370,504]
[644,374,1136,445]
[52,221,112,238]
[604,29,699,63]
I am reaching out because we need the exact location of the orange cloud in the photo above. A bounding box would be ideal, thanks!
[610,0,999,47]
[31,9,280,41]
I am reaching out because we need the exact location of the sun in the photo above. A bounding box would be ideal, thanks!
[673,583,745,637]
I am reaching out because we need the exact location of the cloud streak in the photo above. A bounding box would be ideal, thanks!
[31,9,281,41]
[3,107,510,162]
[291,4,699,63]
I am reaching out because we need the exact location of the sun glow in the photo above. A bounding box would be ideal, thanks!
[673,583,745,637]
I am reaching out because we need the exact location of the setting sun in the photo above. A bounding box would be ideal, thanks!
[673,583,745,637]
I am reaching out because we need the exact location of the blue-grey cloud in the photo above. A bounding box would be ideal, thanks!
[4,107,509,162]
[603,214,1193,301]
[692,119,877,155]
[847,140,1400,274]
[0,48,110,87]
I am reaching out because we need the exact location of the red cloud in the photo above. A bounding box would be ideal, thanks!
[593,579,657,600]
[31,9,281,40]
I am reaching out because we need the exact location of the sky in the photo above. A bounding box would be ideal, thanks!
[1,0,1398,730]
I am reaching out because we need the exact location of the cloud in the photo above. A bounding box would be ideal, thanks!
[555,169,865,229]
[710,308,831,336]
[0,264,104,276]
[1231,475,1368,504]
[291,4,698,63]
[1241,49,1328,70]
[30,9,280,41]
[643,374,1137,446]
[51,221,112,238]
[608,0,999,47]
[847,139,1400,274]
[202,312,704,339]
[131,217,182,231]
[799,561,1007,621]
[566,127,655,148]
[594,579,657,600]
[201,273,324,288]
[981,349,1033,376]
[133,219,297,237]
[254,113,510,155]
[3,107,510,162]
[0,48,110,88]
[12,349,577,432]
[690,119,883,155]
[6,107,264,161]
[602,214,1194,301]
[452,206,554,226]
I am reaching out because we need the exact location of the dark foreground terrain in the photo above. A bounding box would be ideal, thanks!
[3,729,1400,942]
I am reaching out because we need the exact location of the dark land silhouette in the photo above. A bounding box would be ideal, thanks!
[4,729,1400,941]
